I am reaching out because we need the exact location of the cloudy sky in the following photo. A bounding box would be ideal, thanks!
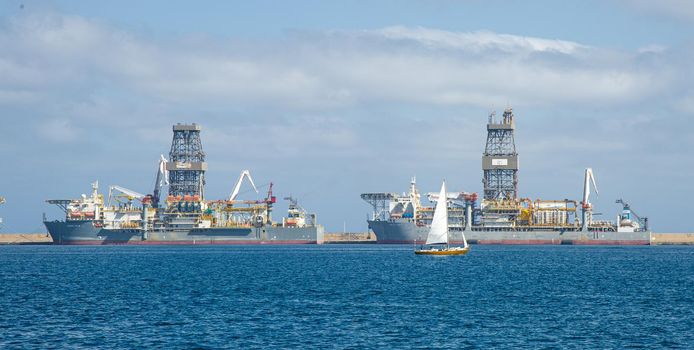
[1,0,693,232]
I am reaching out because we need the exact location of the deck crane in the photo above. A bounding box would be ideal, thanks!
[284,195,299,207]
[229,170,258,201]
[581,168,598,231]
[616,199,649,231]
[152,155,169,208]
[108,186,145,207]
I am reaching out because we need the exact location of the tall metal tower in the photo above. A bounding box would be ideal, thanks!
[166,124,207,198]
[482,108,519,200]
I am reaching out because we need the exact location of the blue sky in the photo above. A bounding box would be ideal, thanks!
[1,0,693,232]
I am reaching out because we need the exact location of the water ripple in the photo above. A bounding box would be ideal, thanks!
[0,245,692,348]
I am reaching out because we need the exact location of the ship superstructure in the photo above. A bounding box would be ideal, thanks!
[363,108,651,245]
[44,123,323,245]
[282,196,317,228]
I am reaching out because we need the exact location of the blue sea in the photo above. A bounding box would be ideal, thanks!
[1,245,692,349]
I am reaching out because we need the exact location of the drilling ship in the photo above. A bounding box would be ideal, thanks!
[44,124,324,245]
[362,108,651,245]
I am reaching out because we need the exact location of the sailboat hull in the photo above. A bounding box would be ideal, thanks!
[414,246,470,255]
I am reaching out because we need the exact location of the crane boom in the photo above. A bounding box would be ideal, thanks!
[582,168,598,207]
[153,155,169,208]
[108,185,145,206]
[229,170,258,201]
[284,195,298,206]
[110,186,145,199]
[580,168,599,231]
[616,199,643,219]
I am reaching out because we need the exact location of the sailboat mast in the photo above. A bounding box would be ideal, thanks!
[425,181,449,246]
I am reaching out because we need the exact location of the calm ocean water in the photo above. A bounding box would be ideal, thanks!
[1,245,692,349]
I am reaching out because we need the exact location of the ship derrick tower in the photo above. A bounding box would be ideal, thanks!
[167,124,207,199]
[482,108,518,200]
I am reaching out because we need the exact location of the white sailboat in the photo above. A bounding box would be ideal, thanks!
[414,181,470,256]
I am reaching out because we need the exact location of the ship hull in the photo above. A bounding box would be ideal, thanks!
[368,220,651,245]
[415,246,470,255]
[44,220,324,245]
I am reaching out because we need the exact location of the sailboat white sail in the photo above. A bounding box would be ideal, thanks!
[425,181,449,245]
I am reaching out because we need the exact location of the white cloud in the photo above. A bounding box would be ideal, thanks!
[0,89,37,104]
[674,91,694,114]
[36,118,82,143]
[374,26,587,54]
[619,0,694,21]
[0,13,677,116]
